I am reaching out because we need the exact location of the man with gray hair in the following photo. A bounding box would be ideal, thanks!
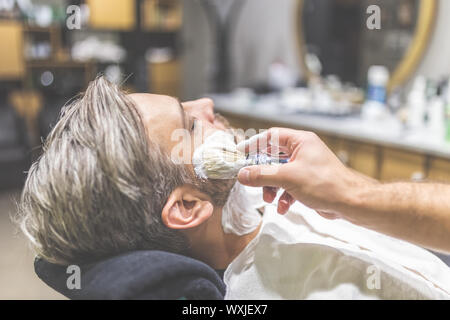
[18,75,240,267]
[17,76,450,299]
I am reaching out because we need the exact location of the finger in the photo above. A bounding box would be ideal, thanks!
[237,164,290,188]
[236,131,270,155]
[236,127,313,156]
[265,145,290,157]
[277,191,295,214]
[263,186,279,203]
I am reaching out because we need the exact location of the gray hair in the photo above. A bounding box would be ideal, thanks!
[16,76,193,265]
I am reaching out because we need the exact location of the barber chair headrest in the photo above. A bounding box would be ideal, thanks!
[34,250,226,300]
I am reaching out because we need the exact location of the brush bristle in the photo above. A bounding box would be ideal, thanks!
[193,131,247,179]
[199,149,247,179]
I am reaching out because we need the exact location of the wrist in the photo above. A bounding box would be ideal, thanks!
[336,172,381,227]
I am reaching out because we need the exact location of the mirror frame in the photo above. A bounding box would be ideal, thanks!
[296,0,438,92]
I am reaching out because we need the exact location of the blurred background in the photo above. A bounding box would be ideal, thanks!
[1,0,450,299]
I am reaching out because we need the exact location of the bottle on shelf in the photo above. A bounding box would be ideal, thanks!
[427,81,445,138]
[362,65,390,120]
[407,76,427,129]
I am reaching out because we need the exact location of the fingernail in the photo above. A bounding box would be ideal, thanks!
[238,168,250,183]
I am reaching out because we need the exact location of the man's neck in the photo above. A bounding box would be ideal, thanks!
[187,206,262,270]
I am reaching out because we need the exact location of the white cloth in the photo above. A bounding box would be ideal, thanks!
[224,202,450,300]
[222,183,265,236]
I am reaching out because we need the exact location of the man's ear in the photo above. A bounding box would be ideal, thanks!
[162,185,214,230]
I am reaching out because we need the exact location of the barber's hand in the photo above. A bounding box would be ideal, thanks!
[237,128,373,217]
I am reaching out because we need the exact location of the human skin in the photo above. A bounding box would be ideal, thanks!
[128,94,260,269]
[237,127,450,254]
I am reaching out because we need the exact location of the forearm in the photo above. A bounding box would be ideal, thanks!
[344,181,450,253]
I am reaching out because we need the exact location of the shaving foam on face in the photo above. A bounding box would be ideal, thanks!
[221,182,265,236]
[192,131,264,235]
[192,130,247,179]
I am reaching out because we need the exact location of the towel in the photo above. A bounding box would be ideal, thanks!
[224,202,450,299]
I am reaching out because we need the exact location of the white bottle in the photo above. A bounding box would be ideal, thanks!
[428,96,445,137]
[407,76,427,129]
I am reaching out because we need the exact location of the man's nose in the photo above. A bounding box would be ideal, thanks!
[183,98,215,124]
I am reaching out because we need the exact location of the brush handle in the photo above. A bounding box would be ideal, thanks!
[246,154,290,166]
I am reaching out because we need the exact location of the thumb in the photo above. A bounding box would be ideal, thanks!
[237,165,287,188]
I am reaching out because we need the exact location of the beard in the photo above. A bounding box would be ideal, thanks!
[198,178,236,207]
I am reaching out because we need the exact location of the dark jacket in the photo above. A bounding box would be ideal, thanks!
[34,250,226,300]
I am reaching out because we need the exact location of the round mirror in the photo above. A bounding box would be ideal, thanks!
[297,0,437,91]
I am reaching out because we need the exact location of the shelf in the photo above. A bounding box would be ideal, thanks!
[23,25,59,33]
[26,60,94,68]
[141,27,181,33]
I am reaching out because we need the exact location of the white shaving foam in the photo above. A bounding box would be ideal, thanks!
[192,130,246,180]
[221,182,265,236]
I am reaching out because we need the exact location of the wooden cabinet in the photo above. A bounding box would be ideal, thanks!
[317,137,379,178]
[380,149,426,181]
[348,143,379,178]
[87,0,136,30]
[0,21,24,79]
[428,158,450,182]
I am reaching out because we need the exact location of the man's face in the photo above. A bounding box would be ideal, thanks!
[129,93,235,205]
[129,94,224,151]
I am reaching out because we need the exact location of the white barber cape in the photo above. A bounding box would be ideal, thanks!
[224,202,450,299]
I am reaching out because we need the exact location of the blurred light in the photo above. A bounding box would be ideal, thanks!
[105,65,122,84]
[40,71,54,87]
[0,0,15,11]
